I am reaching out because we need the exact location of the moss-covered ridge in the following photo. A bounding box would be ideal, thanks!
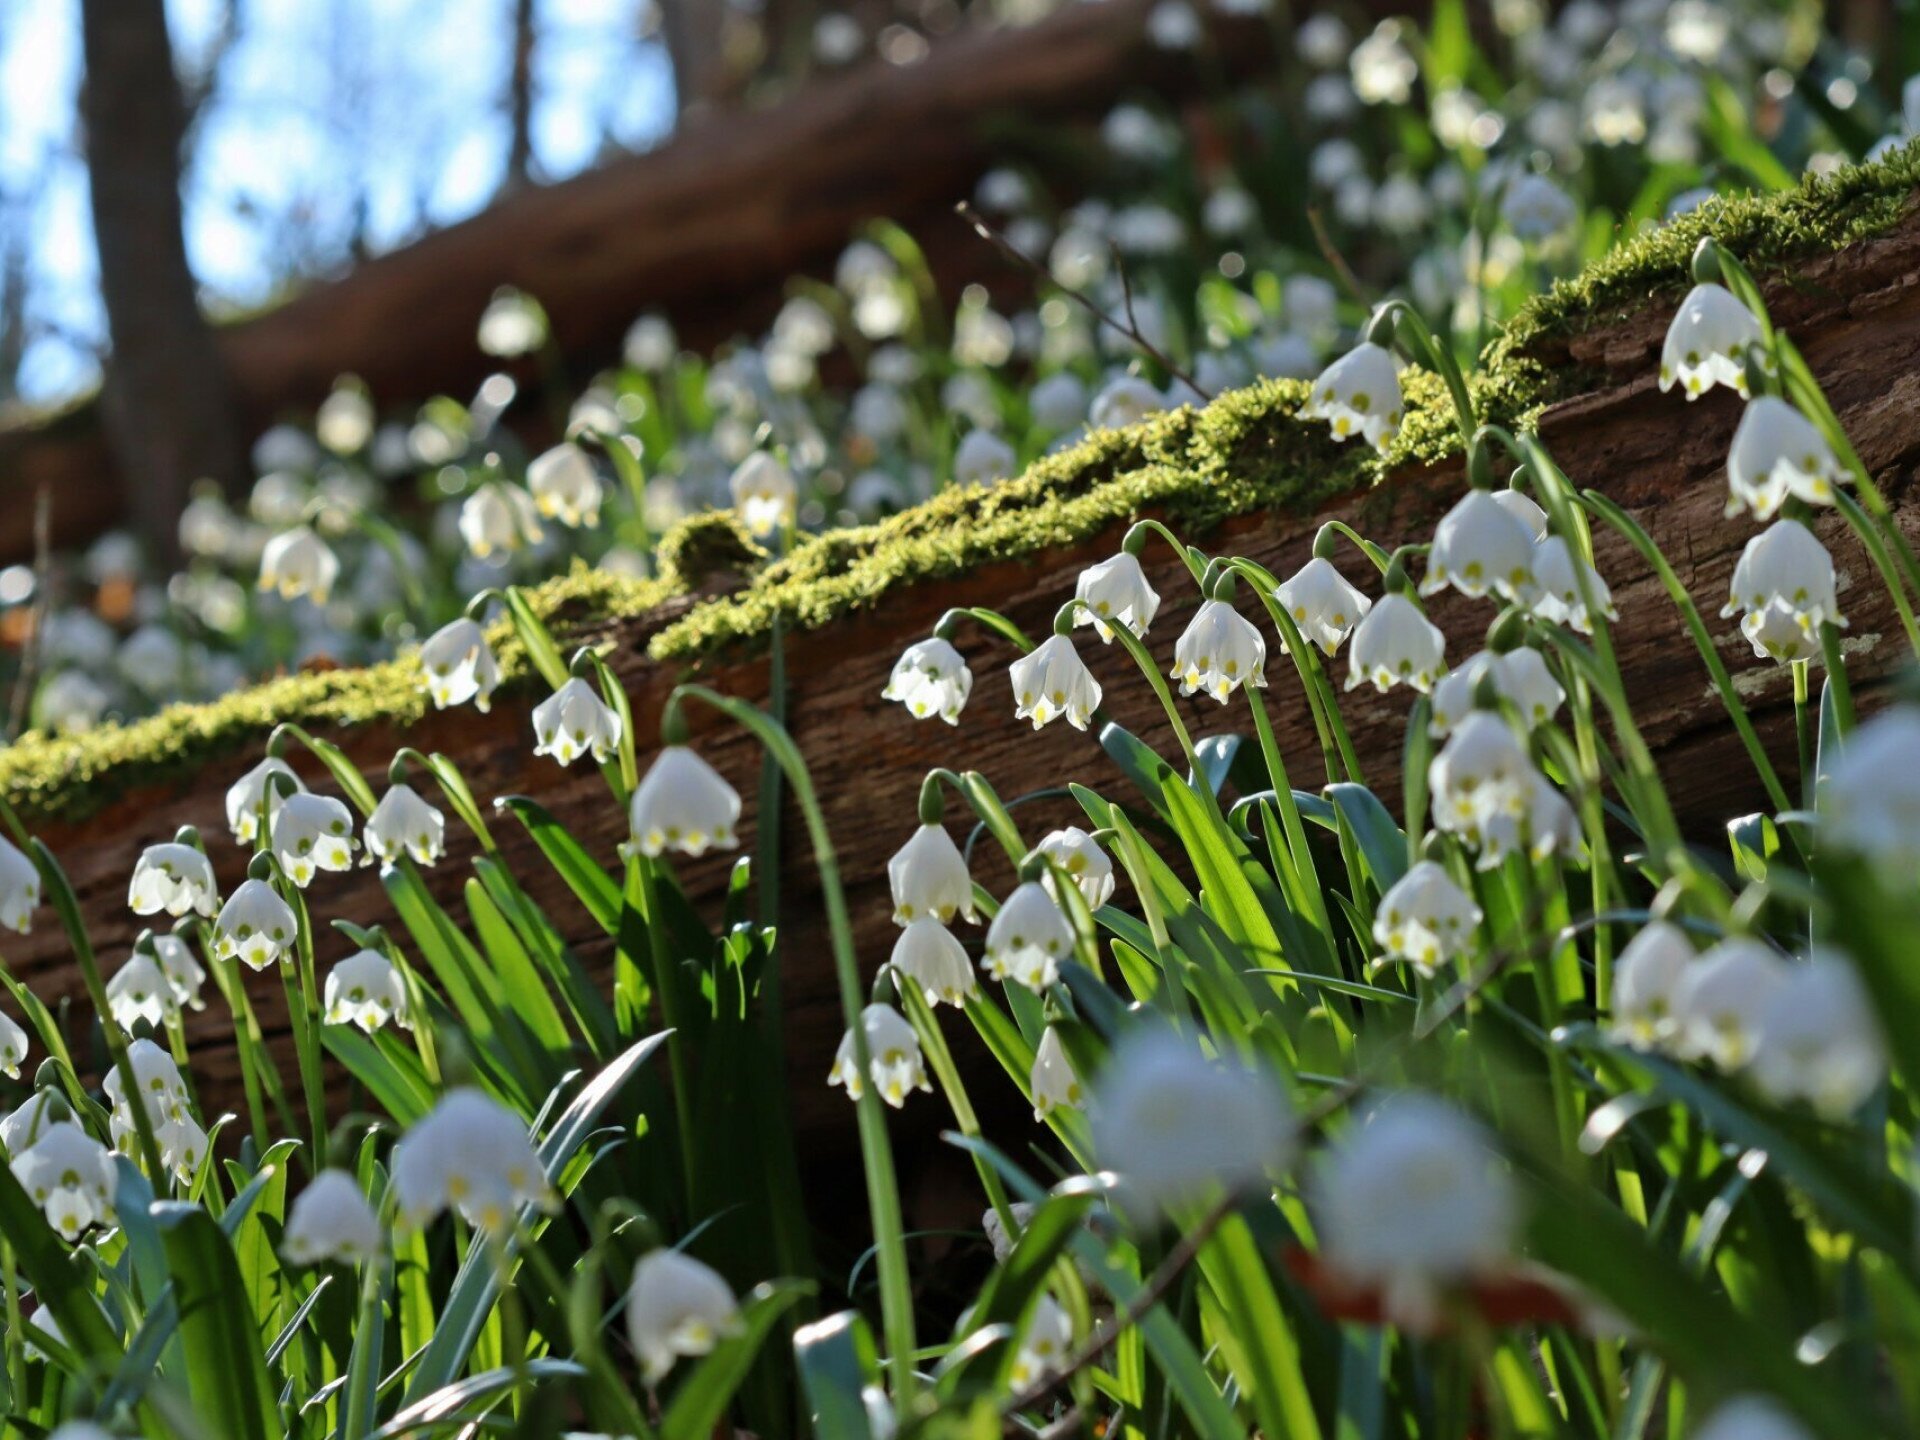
[5,151,1916,824]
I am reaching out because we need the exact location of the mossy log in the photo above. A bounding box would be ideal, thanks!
[8,180,1920,1227]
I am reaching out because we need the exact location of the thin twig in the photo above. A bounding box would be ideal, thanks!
[1306,205,1372,308]
[955,201,1211,403]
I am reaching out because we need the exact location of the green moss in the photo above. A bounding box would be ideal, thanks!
[7,152,1916,824]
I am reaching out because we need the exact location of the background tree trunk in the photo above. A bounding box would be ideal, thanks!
[506,0,538,190]
[80,0,244,564]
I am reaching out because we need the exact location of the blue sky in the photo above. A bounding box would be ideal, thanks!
[0,0,678,404]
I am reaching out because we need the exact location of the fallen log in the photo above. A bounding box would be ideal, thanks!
[5,166,1920,1224]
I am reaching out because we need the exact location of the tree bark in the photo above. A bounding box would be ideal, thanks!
[80,0,245,563]
[505,0,538,190]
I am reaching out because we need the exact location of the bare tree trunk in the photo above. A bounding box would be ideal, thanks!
[80,0,244,563]
[657,0,734,117]
[506,0,537,189]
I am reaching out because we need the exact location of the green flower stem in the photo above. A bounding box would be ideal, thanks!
[1381,299,1478,448]
[1830,489,1920,654]
[1062,598,1206,787]
[1122,519,1211,588]
[345,507,433,627]
[1547,699,1617,1000]
[933,605,1036,655]
[1240,684,1334,944]
[665,684,919,1397]
[1227,556,1364,785]
[1503,856,1580,1158]
[395,748,498,856]
[896,983,1019,1240]
[601,433,653,558]
[1818,622,1856,736]
[511,1220,658,1440]
[1792,661,1815,806]
[1105,819,1192,1023]
[630,854,698,1208]
[283,879,330,1169]
[199,924,286,1152]
[1313,520,1395,577]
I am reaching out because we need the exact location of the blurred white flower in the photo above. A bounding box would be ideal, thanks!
[366,782,446,867]
[419,617,501,713]
[1690,1396,1815,1440]
[1727,397,1847,520]
[1347,593,1445,693]
[1351,22,1418,104]
[888,919,977,1007]
[1030,1027,1082,1120]
[154,934,207,1010]
[38,670,111,736]
[117,624,186,696]
[1429,711,1539,848]
[392,1087,554,1231]
[11,1122,116,1240]
[1500,173,1576,241]
[1608,921,1695,1049]
[1372,861,1481,975]
[283,1169,383,1265]
[729,452,798,538]
[478,288,548,357]
[1008,1294,1074,1388]
[1671,938,1789,1070]
[317,381,375,455]
[953,429,1017,487]
[1660,284,1760,400]
[1304,343,1402,450]
[1822,706,1920,882]
[828,1002,931,1107]
[259,526,340,605]
[1203,185,1257,237]
[0,1010,25,1078]
[1430,648,1564,736]
[533,677,624,767]
[1010,635,1102,731]
[1372,173,1431,235]
[22,1304,63,1362]
[528,442,605,528]
[1423,490,1535,601]
[1089,375,1165,430]
[107,952,177,1030]
[272,792,359,887]
[459,483,545,559]
[212,878,298,970]
[1036,826,1115,910]
[1074,552,1160,643]
[1029,371,1089,433]
[984,881,1074,991]
[1749,950,1885,1117]
[882,637,973,724]
[0,1090,62,1152]
[1172,598,1268,702]
[1297,13,1350,66]
[1147,0,1201,49]
[626,747,742,858]
[325,949,411,1033]
[1305,72,1359,123]
[1102,103,1179,162]
[1526,535,1615,634]
[627,1249,742,1384]
[888,824,976,925]
[624,314,677,371]
[128,842,217,918]
[851,384,910,445]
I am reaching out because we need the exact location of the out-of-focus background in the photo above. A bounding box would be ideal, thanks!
[0,0,1912,733]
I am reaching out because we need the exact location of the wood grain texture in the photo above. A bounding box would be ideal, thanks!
[13,203,1920,1204]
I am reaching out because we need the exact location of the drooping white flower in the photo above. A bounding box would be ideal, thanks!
[0,1010,25,1078]
[1490,489,1548,539]
[258,526,340,605]
[527,442,604,528]
[888,920,977,1007]
[109,1099,208,1184]
[459,482,545,559]
[1089,375,1165,431]
[1690,1396,1815,1440]
[626,747,742,858]
[1526,535,1616,634]
[1029,371,1089,433]
[1074,553,1161,643]
[418,617,501,713]
[1008,1293,1074,1388]
[1009,635,1102,731]
[532,677,624,766]
[1035,826,1115,910]
[1500,173,1576,241]
[1659,283,1761,400]
[128,843,218,918]
[627,1249,742,1384]
[1740,601,1822,664]
[1030,1027,1082,1120]
[828,1003,931,1107]
[271,792,360,887]
[226,757,305,845]
[1302,342,1402,450]
[953,429,1017,487]
[1749,950,1886,1118]
[0,1091,62,1154]
[10,1122,116,1240]
[1274,557,1372,656]
[1720,519,1843,654]
[983,882,1075,992]
[1423,490,1536,602]
[212,878,298,970]
[391,1087,554,1231]
[103,1038,188,1120]
[730,452,797,538]
[477,287,547,356]
[153,934,207,1010]
[1430,649,1565,736]
[888,825,975,925]
[1372,861,1482,976]
[1726,396,1848,520]
[1670,938,1790,1070]
[325,949,411,1033]
[1607,920,1694,1050]
[0,835,39,934]
[1171,599,1268,703]
[882,638,973,724]
[1478,770,1583,870]
[283,1170,384,1265]
[366,783,446,866]
[1822,706,1920,883]
[1311,1094,1518,1331]
[22,1304,63,1362]
[1347,593,1445,693]
[107,953,178,1030]
[1091,1029,1295,1217]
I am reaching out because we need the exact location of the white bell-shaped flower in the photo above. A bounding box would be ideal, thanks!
[627,1249,743,1384]
[1430,649,1565,736]
[226,757,305,845]
[0,835,38,935]
[1659,283,1761,400]
[10,1122,116,1240]
[325,949,411,1033]
[1302,342,1402,450]
[1691,1396,1815,1440]
[1171,599,1268,702]
[366,782,446,866]
[882,637,974,724]
[212,877,298,970]
[1029,1027,1082,1120]
[1091,1028,1295,1217]
[271,792,359,887]
[0,1010,25,1078]
[1607,920,1694,1050]
[112,1106,208,1183]
[1035,826,1115,910]
[0,1090,62,1153]
[532,677,624,766]
[1670,938,1789,1070]
[527,441,604,528]
[1372,861,1481,976]
[391,1087,555,1231]
[887,919,977,1007]
[953,429,1017,487]
[259,526,340,604]
[1275,557,1372,655]
[1311,1094,1517,1332]
[418,617,501,712]
[153,934,207,1010]
[1429,711,1538,849]
[827,1002,931,1107]
[103,1037,188,1120]
[1347,593,1445,693]
[1741,600,1822,663]
[1010,635,1102,730]
[1490,489,1547,539]
[1822,706,1920,883]
[1074,553,1161,642]
[283,1170,384,1265]
[1526,535,1615,634]
[729,452,797,538]
[1726,396,1848,520]
[625,747,742,858]
[1721,518,1843,648]
[1749,951,1886,1118]
[128,842,218,918]
[983,882,1075,992]
[888,824,975,925]
[1008,1294,1074,1388]
[1422,490,1535,602]
[107,953,177,1030]
[1090,375,1165,430]
[459,482,544,558]
[1477,770,1583,870]
[23,1304,63,1362]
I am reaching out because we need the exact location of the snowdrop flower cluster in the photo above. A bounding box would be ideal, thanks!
[884,822,978,1006]
[1720,519,1843,664]
[1372,861,1482,975]
[0,836,38,934]
[1659,283,1762,399]
[527,442,605,528]
[984,881,1075,992]
[1303,342,1402,450]
[0,1010,26,1077]
[213,877,299,969]
[105,1039,208,1181]
[1821,705,1920,883]
[226,757,305,845]
[1724,396,1847,520]
[1347,593,1445,693]
[1074,552,1160,642]
[127,842,218,918]
[1035,826,1114,909]
[272,792,360,886]
[729,452,798,538]
[1430,648,1564,735]
[1029,1027,1082,1120]
[1422,490,1536,601]
[459,482,545,559]
[258,526,340,605]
